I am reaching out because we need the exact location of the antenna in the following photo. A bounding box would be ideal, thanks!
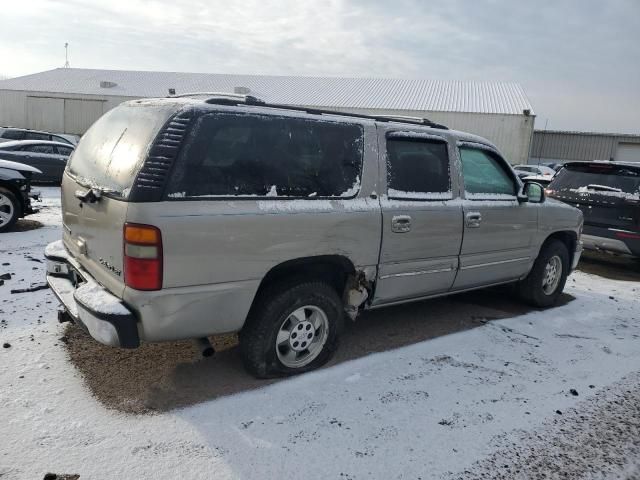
[64,42,70,68]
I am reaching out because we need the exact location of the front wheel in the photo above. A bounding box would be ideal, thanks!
[241,280,344,378]
[0,187,20,233]
[517,240,570,308]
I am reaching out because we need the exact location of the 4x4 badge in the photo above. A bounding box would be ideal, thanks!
[99,258,122,276]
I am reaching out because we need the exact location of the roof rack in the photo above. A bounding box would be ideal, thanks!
[168,92,448,129]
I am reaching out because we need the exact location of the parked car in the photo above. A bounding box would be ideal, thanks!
[0,159,40,232]
[0,126,75,145]
[45,95,583,378]
[0,140,75,183]
[546,161,640,258]
[513,164,557,180]
[541,162,564,172]
[520,174,553,187]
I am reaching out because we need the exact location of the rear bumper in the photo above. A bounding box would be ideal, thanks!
[582,225,640,257]
[45,240,139,348]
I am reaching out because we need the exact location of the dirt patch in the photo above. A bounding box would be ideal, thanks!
[578,251,640,282]
[450,372,640,479]
[63,285,540,414]
[12,219,44,232]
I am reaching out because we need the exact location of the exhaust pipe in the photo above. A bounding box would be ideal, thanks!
[195,337,215,357]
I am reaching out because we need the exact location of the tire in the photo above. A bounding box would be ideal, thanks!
[241,280,344,378]
[0,187,20,233]
[517,240,570,308]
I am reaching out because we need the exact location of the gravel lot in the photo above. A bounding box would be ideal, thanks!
[1,188,639,479]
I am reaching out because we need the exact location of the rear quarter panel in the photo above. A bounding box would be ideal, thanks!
[123,122,382,340]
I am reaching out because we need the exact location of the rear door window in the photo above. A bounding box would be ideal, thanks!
[167,113,364,198]
[56,146,74,156]
[386,137,451,199]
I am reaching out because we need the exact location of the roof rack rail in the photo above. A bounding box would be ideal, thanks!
[240,102,449,130]
[374,114,448,129]
[168,91,266,106]
[167,94,448,129]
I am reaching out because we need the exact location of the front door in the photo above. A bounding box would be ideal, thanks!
[453,143,538,290]
[373,132,463,305]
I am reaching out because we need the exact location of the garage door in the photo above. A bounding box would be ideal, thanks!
[64,99,105,135]
[616,143,640,163]
[26,97,64,132]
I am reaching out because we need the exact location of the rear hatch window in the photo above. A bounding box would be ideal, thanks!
[67,102,178,199]
[166,112,364,198]
[549,164,640,200]
[549,163,640,229]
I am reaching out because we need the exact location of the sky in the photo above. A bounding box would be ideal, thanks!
[0,0,638,133]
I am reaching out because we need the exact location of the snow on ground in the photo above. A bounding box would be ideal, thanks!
[1,188,639,479]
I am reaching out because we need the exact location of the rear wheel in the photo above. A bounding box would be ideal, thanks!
[517,240,570,307]
[241,280,343,378]
[0,187,20,233]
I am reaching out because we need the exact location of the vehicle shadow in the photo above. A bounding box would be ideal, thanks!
[63,286,575,414]
[577,251,640,282]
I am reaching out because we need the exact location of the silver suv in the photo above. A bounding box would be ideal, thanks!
[46,94,583,378]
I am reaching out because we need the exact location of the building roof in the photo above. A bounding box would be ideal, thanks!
[0,68,534,115]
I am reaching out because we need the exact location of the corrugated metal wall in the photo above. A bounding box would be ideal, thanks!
[0,89,534,163]
[0,90,132,135]
[531,130,640,163]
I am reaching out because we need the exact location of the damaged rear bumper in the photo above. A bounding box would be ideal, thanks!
[44,240,139,348]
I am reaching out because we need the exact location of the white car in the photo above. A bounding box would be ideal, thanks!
[513,164,557,179]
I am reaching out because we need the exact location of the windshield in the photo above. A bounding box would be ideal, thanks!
[550,164,640,195]
[68,102,177,198]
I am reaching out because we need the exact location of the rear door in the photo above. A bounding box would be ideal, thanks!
[61,102,179,297]
[374,131,463,305]
[453,143,538,290]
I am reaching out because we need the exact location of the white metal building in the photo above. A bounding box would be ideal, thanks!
[530,130,640,164]
[0,68,536,163]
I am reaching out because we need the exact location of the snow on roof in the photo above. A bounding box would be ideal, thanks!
[0,68,534,115]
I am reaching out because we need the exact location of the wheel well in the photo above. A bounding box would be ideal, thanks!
[256,255,356,296]
[543,231,577,258]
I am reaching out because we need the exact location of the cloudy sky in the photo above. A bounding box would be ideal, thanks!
[0,0,638,132]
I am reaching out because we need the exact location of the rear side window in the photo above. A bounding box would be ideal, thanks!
[386,138,451,199]
[1,129,25,140]
[550,165,640,196]
[460,147,516,198]
[167,113,363,198]
[68,103,177,197]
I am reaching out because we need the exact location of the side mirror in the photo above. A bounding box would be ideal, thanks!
[522,181,545,203]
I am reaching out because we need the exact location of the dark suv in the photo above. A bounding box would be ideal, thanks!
[547,161,640,258]
[0,127,75,146]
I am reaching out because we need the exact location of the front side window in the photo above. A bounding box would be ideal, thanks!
[460,147,516,198]
[386,138,451,199]
[167,113,363,198]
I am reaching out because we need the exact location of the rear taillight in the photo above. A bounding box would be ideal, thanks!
[123,223,162,290]
[615,231,640,240]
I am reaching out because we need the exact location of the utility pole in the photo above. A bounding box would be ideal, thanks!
[64,43,70,68]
